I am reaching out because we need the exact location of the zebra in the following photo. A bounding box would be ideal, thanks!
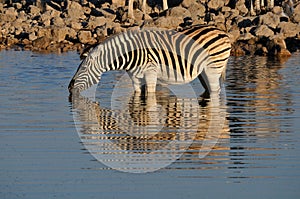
[68,25,231,98]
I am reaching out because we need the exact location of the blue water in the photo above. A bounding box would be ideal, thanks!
[0,50,300,198]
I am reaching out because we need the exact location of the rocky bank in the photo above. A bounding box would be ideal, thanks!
[1,0,300,57]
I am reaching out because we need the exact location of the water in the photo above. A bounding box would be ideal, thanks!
[0,50,300,198]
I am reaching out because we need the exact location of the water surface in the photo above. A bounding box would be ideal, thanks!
[0,50,300,198]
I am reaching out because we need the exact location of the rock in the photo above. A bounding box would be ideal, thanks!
[181,0,194,8]
[67,1,85,19]
[267,36,291,57]
[187,3,206,19]
[69,21,82,30]
[221,6,231,12]
[235,0,248,16]
[278,22,300,38]
[67,28,77,41]
[51,16,65,27]
[272,6,283,15]
[255,25,274,37]
[239,32,255,41]
[78,30,96,44]
[259,12,280,29]
[292,4,300,23]
[167,7,191,18]
[52,27,69,42]
[36,27,52,38]
[88,16,108,29]
[28,5,40,16]
[13,2,22,10]
[3,7,18,22]
[154,16,183,29]
[28,32,38,41]
[207,0,225,10]
[111,0,125,7]
[228,28,240,43]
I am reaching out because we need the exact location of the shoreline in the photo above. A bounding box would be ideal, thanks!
[1,0,300,57]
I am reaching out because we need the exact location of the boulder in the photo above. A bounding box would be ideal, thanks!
[111,0,125,7]
[52,27,69,42]
[67,1,85,19]
[187,3,206,19]
[259,12,280,29]
[28,5,40,17]
[88,16,108,29]
[78,30,96,44]
[278,22,300,38]
[207,0,225,10]
[154,16,183,29]
[292,4,300,23]
[167,7,191,18]
[3,7,18,22]
[254,25,274,37]
[272,6,283,15]
[181,0,194,9]
[51,16,65,27]
[267,36,291,57]
[235,0,248,16]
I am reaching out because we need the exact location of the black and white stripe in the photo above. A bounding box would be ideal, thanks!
[68,25,231,97]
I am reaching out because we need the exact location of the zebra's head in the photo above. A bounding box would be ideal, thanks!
[68,45,101,94]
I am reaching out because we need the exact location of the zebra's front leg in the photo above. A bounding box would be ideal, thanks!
[144,68,158,94]
[128,72,143,93]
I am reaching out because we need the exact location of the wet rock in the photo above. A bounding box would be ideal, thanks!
[267,36,291,57]
[255,25,274,37]
[259,12,280,29]
[32,36,52,50]
[278,22,300,38]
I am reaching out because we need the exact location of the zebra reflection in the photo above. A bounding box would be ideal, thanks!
[70,88,228,172]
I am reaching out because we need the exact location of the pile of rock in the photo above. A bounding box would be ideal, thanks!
[0,0,300,57]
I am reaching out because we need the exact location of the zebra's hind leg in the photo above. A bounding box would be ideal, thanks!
[198,67,222,99]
